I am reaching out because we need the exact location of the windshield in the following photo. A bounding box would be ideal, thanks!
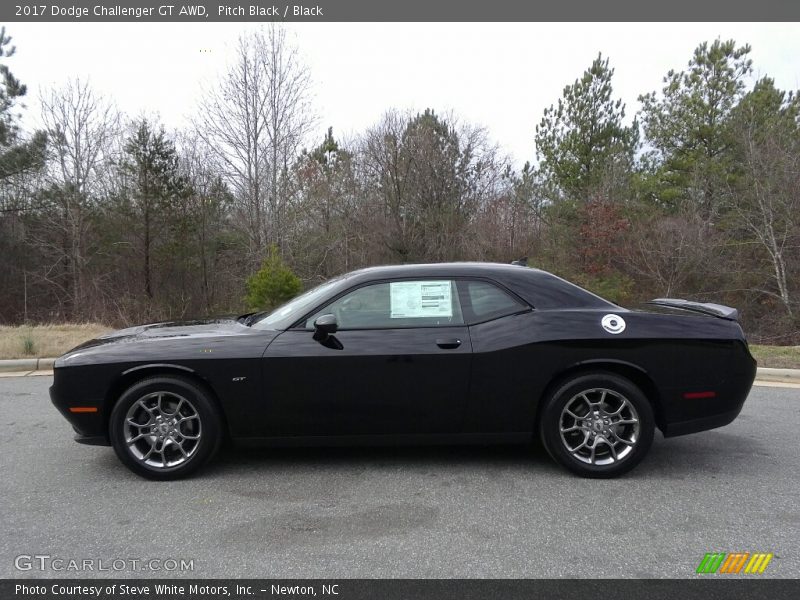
[250,276,348,330]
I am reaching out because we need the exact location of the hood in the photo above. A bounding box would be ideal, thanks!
[63,316,249,354]
[54,315,281,369]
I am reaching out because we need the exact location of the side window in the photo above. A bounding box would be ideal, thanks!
[305,280,464,329]
[459,280,528,324]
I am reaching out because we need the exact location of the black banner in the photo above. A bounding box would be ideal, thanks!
[3,579,800,600]
[4,0,800,22]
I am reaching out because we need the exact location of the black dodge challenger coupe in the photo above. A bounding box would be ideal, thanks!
[51,262,756,479]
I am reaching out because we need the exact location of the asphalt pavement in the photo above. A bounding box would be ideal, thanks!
[0,376,797,579]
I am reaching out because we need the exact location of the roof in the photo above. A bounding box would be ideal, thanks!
[346,261,540,277]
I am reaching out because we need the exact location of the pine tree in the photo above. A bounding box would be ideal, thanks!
[0,26,46,182]
[245,245,302,310]
[119,120,186,302]
[535,54,638,204]
[639,39,752,217]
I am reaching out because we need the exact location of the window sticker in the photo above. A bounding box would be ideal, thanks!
[390,281,453,318]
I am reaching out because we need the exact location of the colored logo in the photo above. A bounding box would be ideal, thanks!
[696,552,773,574]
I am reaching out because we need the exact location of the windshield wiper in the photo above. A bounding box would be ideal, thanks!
[242,311,269,326]
[236,312,257,326]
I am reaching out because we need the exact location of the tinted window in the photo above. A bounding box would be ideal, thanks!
[305,280,464,329]
[460,280,527,323]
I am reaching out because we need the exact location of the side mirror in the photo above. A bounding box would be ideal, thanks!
[312,314,338,342]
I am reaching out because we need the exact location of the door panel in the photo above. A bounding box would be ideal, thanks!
[261,327,472,437]
[465,311,541,433]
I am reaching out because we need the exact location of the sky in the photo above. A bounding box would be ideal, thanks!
[6,22,800,167]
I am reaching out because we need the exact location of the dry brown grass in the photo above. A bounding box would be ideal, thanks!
[749,345,800,369]
[0,323,112,359]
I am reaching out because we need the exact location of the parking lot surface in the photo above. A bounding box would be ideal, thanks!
[1,377,797,578]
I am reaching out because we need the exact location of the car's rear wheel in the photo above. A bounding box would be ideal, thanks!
[539,373,654,478]
[109,376,222,480]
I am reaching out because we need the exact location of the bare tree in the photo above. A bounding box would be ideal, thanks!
[176,130,240,314]
[285,128,364,280]
[36,79,119,319]
[475,162,543,261]
[623,207,718,298]
[259,25,315,249]
[723,79,800,316]
[360,109,505,263]
[195,25,314,263]
[731,124,799,315]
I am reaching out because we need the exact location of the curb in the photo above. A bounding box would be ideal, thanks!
[38,357,56,370]
[755,367,800,383]
[0,358,41,373]
[0,358,798,383]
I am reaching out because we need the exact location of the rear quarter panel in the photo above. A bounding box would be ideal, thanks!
[465,309,755,434]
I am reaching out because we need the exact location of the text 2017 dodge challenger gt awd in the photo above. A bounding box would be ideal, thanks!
[50,262,756,479]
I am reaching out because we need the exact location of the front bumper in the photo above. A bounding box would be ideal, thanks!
[50,379,109,445]
[74,433,110,446]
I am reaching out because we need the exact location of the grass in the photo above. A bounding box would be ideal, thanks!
[21,333,36,356]
[749,344,800,369]
[0,323,112,360]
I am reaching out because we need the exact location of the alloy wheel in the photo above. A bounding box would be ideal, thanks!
[558,388,640,465]
[123,391,202,469]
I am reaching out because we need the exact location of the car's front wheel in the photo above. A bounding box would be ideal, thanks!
[109,376,222,480]
[539,373,655,478]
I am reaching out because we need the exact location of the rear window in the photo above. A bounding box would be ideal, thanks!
[459,280,528,323]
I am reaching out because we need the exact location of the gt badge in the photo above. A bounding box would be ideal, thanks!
[601,314,626,334]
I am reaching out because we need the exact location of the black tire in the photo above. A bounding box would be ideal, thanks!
[539,372,654,478]
[109,375,223,480]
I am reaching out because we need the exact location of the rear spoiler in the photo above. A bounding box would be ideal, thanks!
[646,298,739,321]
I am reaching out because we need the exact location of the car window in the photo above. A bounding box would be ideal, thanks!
[305,280,464,329]
[459,280,528,323]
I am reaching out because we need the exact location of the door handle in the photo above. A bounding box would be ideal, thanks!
[436,338,462,349]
